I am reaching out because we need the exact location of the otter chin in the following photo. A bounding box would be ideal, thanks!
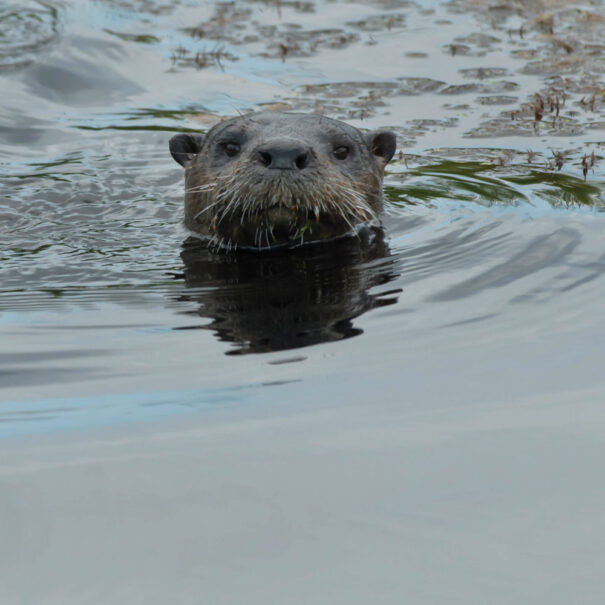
[169,111,397,251]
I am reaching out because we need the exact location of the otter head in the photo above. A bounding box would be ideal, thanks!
[170,112,396,251]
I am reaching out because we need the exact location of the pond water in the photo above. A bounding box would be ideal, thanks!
[2,0,605,603]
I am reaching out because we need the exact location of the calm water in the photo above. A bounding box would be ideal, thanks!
[2,1,605,603]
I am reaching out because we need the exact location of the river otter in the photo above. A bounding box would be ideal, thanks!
[169,112,396,251]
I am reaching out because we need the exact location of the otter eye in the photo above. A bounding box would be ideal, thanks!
[224,142,240,157]
[333,146,349,160]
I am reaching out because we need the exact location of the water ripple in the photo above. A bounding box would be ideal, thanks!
[0,1,62,71]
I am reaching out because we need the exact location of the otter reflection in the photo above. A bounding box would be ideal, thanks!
[175,230,400,354]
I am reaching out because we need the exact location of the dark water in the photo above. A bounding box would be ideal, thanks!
[2,1,605,602]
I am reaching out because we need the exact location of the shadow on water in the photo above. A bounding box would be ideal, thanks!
[174,232,401,355]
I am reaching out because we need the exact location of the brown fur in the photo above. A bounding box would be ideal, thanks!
[170,112,395,251]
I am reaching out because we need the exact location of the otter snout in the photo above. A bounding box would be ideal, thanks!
[255,138,312,170]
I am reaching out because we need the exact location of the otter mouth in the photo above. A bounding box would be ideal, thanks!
[208,202,378,251]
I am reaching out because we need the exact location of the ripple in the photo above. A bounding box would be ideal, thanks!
[0,1,61,71]
[0,130,185,296]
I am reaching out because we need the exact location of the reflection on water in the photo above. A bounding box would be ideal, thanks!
[395,159,605,209]
[0,0,604,421]
[429,227,580,302]
[3,1,605,603]
[176,233,400,354]
[0,1,61,72]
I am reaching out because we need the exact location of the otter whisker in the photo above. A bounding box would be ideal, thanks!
[193,199,224,221]
[216,195,241,226]
[184,182,217,194]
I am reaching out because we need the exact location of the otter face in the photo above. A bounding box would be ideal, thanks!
[170,112,396,251]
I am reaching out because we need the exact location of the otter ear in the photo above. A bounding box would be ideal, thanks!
[367,130,397,168]
[169,133,205,167]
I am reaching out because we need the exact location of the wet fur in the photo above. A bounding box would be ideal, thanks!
[173,112,394,251]
[185,160,382,251]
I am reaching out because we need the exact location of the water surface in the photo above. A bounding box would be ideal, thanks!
[2,1,605,603]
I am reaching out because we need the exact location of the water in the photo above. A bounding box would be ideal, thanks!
[2,1,605,603]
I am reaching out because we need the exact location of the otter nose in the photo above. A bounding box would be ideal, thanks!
[256,140,311,170]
